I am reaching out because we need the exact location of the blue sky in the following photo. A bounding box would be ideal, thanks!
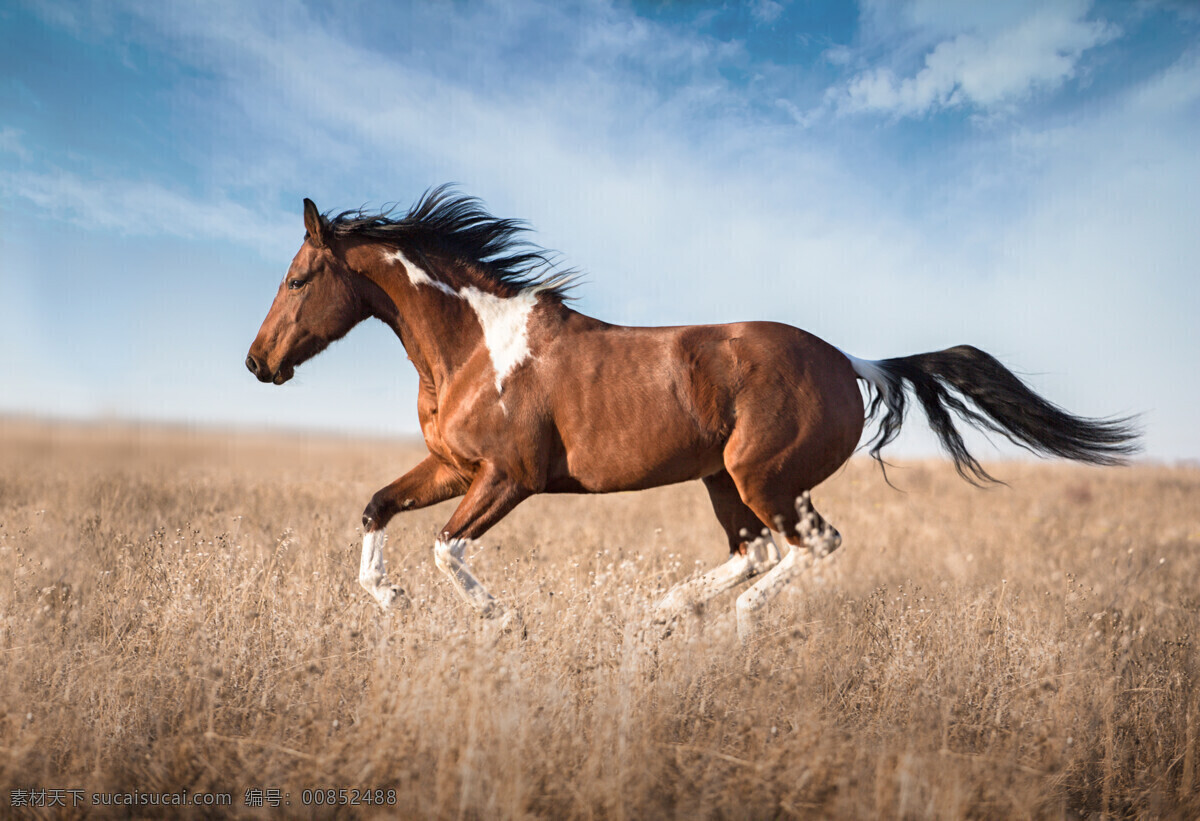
[2,0,1198,462]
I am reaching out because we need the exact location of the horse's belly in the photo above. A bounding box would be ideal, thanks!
[548,400,726,493]
[546,446,724,493]
[542,326,738,493]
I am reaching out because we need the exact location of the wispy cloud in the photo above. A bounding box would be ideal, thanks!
[4,0,1198,456]
[750,0,786,26]
[0,127,32,162]
[829,0,1118,117]
[15,0,862,309]
[1,165,294,259]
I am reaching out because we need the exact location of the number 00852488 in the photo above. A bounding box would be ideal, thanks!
[300,789,396,806]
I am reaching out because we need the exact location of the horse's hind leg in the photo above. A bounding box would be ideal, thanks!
[735,492,841,640]
[705,468,784,565]
[652,470,783,627]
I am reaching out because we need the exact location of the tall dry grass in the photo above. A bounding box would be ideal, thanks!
[1,418,1198,818]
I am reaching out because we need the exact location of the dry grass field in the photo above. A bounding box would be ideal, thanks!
[1,419,1198,819]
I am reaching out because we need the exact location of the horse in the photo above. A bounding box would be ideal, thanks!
[246,187,1138,637]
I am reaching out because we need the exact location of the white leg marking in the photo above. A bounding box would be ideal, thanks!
[654,553,750,622]
[433,537,507,618]
[359,530,404,609]
[765,530,785,564]
[383,248,458,296]
[736,501,841,641]
[653,535,781,626]
[736,548,811,640]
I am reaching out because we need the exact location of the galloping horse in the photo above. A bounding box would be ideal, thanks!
[247,188,1137,636]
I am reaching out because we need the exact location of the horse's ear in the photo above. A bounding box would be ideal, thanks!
[303,198,327,248]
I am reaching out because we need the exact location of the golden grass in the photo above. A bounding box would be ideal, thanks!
[1,418,1198,818]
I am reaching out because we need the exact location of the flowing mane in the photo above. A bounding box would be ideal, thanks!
[324,185,577,301]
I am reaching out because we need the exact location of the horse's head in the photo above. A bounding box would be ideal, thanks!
[246,199,368,385]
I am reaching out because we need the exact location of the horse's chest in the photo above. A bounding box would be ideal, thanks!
[416,384,457,464]
[418,409,476,477]
[420,377,515,468]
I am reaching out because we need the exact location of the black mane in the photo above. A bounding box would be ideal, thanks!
[326,185,576,300]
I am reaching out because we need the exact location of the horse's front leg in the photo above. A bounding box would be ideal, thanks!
[359,455,467,609]
[433,464,531,623]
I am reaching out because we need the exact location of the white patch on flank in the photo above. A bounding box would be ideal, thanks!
[383,249,458,296]
[839,349,891,403]
[459,286,538,394]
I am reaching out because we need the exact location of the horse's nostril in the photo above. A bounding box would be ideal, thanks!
[245,355,260,375]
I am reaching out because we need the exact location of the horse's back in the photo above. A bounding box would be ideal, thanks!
[540,316,863,493]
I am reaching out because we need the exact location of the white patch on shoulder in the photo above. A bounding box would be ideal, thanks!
[382,245,540,396]
[460,286,538,394]
[383,249,458,296]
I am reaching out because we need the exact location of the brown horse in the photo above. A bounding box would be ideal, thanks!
[247,187,1137,636]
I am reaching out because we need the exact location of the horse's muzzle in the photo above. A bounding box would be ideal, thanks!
[245,354,293,385]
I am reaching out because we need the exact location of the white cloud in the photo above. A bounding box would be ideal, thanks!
[6,0,1198,459]
[750,0,785,26]
[1124,44,1200,114]
[0,127,31,162]
[0,166,295,259]
[25,0,856,307]
[834,1,1119,117]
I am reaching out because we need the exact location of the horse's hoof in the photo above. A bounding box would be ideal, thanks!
[484,606,526,638]
[378,585,409,610]
[647,612,676,639]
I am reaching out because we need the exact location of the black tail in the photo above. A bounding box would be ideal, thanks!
[851,345,1140,485]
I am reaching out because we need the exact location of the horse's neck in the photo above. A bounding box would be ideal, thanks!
[344,249,462,388]
[353,244,566,394]
[391,291,478,390]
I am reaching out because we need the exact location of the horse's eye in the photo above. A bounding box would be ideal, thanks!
[288,278,308,290]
